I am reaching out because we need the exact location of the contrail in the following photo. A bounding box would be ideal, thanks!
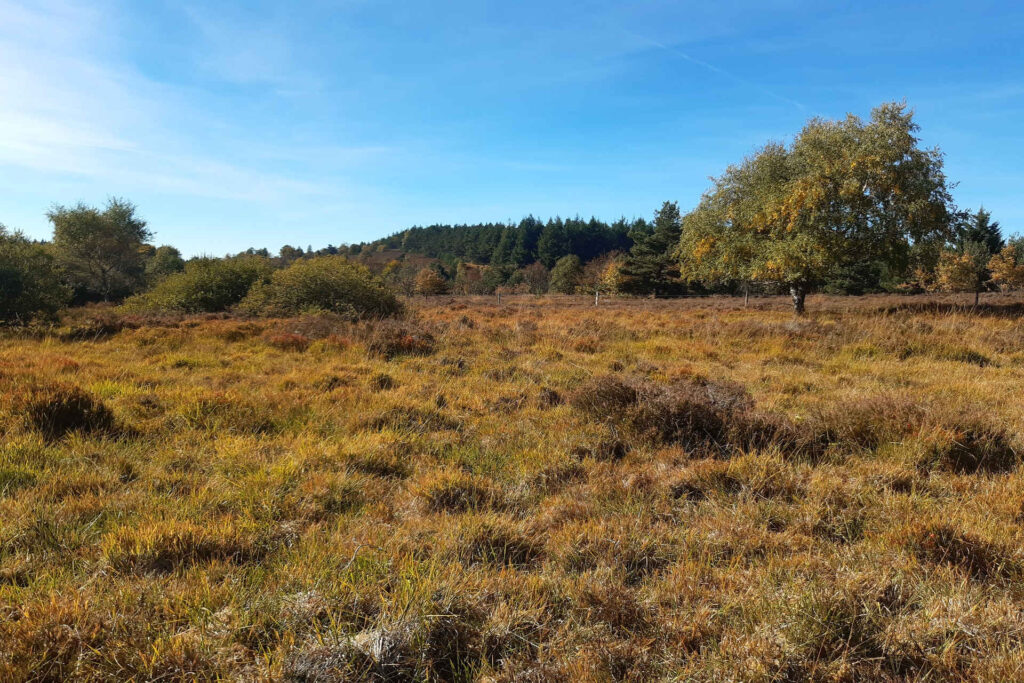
[625,31,806,112]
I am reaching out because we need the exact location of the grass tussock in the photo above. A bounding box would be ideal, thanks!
[907,522,1020,580]
[918,417,1020,473]
[13,382,119,440]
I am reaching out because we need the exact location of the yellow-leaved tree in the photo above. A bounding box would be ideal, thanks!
[676,102,955,314]
[988,240,1024,292]
[933,242,991,305]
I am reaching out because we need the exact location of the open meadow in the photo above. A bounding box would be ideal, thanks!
[3,294,1024,681]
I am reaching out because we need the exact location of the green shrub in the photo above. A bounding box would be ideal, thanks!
[121,256,272,313]
[238,256,401,318]
[548,254,583,294]
[0,226,69,323]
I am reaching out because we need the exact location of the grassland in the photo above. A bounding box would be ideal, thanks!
[2,294,1024,681]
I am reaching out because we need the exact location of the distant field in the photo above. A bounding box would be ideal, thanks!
[3,294,1024,681]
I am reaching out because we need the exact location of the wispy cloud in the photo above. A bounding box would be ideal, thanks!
[0,0,378,204]
[624,30,806,112]
[181,4,322,92]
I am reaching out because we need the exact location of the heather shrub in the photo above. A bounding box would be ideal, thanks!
[56,310,130,341]
[570,374,751,451]
[238,256,401,318]
[122,256,272,313]
[363,319,436,359]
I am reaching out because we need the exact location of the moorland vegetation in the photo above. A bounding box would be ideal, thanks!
[2,296,1024,679]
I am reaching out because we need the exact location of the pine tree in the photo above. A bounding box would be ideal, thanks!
[956,208,1003,255]
[490,226,515,265]
[619,201,685,296]
[537,219,570,268]
[511,216,543,266]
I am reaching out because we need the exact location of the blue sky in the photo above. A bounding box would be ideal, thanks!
[1,0,1021,256]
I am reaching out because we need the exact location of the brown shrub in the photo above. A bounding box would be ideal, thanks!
[16,383,118,441]
[57,311,129,341]
[214,321,264,342]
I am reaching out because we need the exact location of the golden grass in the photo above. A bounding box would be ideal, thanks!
[2,293,1024,680]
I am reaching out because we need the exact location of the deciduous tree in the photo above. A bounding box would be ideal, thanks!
[935,242,991,305]
[0,225,69,322]
[548,254,582,294]
[988,239,1024,292]
[677,103,955,313]
[414,267,448,295]
[49,198,153,301]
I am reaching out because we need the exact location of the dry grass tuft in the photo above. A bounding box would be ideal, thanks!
[918,418,1019,474]
[14,383,118,440]
[457,521,543,568]
[416,471,504,513]
[907,522,1020,580]
[264,331,311,351]
[102,521,270,574]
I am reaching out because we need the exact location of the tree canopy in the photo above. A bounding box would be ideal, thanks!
[619,201,686,295]
[49,198,153,302]
[0,226,69,323]
[677,102,956,312]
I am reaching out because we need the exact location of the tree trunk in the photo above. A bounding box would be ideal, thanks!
[594,289,600,306]
[743,282,749,308]
[790,284,806,315]
[975,288,980,307]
